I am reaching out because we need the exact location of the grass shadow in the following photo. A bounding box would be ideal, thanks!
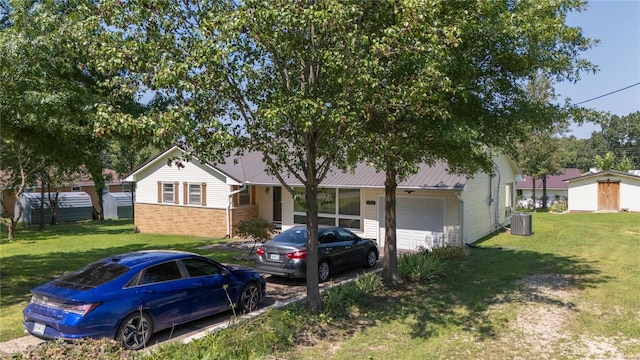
[349,245,609,343]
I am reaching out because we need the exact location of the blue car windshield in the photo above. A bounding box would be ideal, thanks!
[52,261,129,290]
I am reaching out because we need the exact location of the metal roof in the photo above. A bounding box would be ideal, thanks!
[516,168,581,190]
[564,169,640,182]
[210,151,468,190]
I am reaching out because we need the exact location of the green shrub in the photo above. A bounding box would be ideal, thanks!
[354,273,384,293]
[146,307,304,360]
[428,246,468,261]
[322,273,384,319]
[398,251,446,283]
[550,200,568,213]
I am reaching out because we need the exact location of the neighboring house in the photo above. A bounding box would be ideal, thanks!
[124,146,522,250]
[0,168,127,218]
[516,168,581,208]
[565,169,640,212]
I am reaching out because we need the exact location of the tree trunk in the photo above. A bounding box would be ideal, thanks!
[48,192,59,225]
[382,167,402,286]
[541,175,548,209]
[7,222,15,239]
[531,178,537,211]
[38,175,45,230]
[304,184,322,313]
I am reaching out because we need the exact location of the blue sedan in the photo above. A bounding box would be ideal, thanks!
[23,250,266,350]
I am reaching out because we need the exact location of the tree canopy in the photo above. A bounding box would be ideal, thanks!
[2,0,599,308]
[86,0,597,302]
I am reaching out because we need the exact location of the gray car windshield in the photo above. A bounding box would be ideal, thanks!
[274,229,308,244]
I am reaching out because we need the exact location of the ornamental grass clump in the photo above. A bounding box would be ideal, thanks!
[398,249,449,283]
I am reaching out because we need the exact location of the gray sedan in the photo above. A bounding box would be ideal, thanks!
[254,226,379,282]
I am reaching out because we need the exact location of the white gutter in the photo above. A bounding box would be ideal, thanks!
[226,183,248,238]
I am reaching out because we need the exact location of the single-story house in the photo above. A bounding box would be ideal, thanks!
[565,169,640,212]
[516,168,581,208]
[124,146,522,251]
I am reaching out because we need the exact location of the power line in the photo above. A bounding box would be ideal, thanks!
[574,82,640,105]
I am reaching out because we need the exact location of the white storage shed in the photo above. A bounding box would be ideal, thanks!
[102,192,135,219]
[17,192,94,224]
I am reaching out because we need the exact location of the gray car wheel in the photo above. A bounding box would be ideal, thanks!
[365,249,377,268]
[238,283,260,313]
[318,261,330,282]
[117,311,153,350]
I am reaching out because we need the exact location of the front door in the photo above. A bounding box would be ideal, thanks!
[598,181,619,211]
[272,186,282,223]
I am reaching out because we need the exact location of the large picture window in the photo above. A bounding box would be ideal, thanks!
[293,188,361,229]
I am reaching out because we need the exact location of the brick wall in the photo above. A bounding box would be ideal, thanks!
[135,203,259,238]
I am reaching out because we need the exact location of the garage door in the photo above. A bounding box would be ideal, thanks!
[378,196,445,251]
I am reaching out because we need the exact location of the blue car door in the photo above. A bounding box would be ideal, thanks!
[136,260,200,329]
[180,258,229,319]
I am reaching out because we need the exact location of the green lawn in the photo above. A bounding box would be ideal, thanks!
[0,220,248,342]
[271,212,640,359]
[2,213,639,359]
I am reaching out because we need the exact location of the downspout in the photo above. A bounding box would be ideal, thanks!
[226,183,248,238]
[494,166,501,228]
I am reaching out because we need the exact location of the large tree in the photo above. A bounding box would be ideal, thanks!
[599,111,640,167]
[0,0,146,220]
[0,139,43,239]
[91,0,370,312]
[355,0,595,282]
[88,0,597,298]
[515,74,568,209]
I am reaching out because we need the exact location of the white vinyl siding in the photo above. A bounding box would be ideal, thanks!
[567,181,597,211]
[620,181,640,212]
[133,148,231,208]
[568,175,640,212]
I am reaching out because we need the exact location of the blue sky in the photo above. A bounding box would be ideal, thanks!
[554,0,640,138]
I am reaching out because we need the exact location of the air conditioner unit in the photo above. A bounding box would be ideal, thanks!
[511,213,532,236]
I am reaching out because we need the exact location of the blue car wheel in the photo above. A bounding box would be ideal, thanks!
[117,311,153,350]
[238,283,260,314]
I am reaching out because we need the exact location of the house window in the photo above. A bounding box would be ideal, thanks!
[189,184,202,205]
[72,185,81,192]
[238,186,251,206]
[293,188,361,230]
[162,183,175,203]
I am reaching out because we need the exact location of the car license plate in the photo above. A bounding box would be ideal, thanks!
[33,323,46,336]
[269,254,280,261]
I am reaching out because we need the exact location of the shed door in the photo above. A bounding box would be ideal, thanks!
[598,181,619,211]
